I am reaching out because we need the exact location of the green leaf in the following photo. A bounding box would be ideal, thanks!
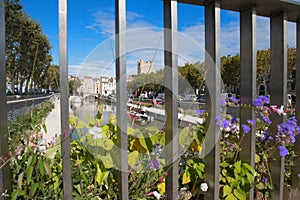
[31,154,37,166]
[179,126,195,145]
[27,165,34,185]
[226,176,236,183]
[102,125,110,134]
[225,193,238,200]
[80,169,88,183]
[29,183,39,198]
[182,171,191,184]
[222,168,227,176]
[43,161,52,177]
[256,182,265,190]
[11,190,26,200]
[233,189,246,200]
[255,153,261,163]
[74,184,82,195]
[246,173,254,184]
[99,154,114,169]
[127,127,135,135]
[18,172,24,190]
[223,185,232,197]
[242,163,254,174]
[42,123,47,133]
[234,160,241,175]
[220,162,230,168]
[95,163,109,186]
[85,113,94,126]
[128,151,139,166]
[38,159,44,175]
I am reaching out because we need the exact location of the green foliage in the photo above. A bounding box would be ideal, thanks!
[69,77,82,95]
[220,161,254,200]
[221,54,240,92]
[5,0,53,94]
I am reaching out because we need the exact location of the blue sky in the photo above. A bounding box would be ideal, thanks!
[20,0,296,78]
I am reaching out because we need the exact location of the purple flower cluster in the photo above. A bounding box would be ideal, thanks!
[279,146,289,157]
[229,96,238,104]
[247,119,256,125]
[253,96,269,107]
[196,109,206,117]
[149,158,161,170]
[276,118,299,146]
[241,124,251,134]
[256,129,273,142]
[225,141,235,152]
[216,116,239,133]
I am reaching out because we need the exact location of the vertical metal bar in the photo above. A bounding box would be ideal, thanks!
[163,0,178,199]
[292,19,300,199]
[0,0,11,198]
[269,11,287,200]
[59,0,73,199]
[204,1,220,199]
[239,5,256,200]
[115,0,128,199]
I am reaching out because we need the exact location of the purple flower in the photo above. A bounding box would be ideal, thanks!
[253,98,263,107]
[242,124,251,134]
[268,136,273,141]
[262,177,268,183]
[258,95,269,104]
[263,116,272,125]
[196,109,205,117]
[222,120,231,129]
[231,118,238,123]
[149,158,161,170]
[298,174,300,179]
[216,116,222,127]
[220,99,227,106]
[279,146,289,157]
[247,119,256,125]
[229,96,238,104]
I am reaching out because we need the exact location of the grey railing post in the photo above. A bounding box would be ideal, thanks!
[59,0,73,199]
[115,0,128,199]
[204,1,221,199]
[269,11,287,200]
[292,19,300,199]
[163,0,179,199]
[0,0,11,198]
[239,5,257,200]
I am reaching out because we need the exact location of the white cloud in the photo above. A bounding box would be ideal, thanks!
[81,9,297,78]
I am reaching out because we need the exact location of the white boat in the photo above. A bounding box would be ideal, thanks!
[71,96,83,107]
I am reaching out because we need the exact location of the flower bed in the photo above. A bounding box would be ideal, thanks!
[2,96,300,199]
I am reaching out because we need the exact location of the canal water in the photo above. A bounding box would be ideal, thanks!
[71,99,166,131]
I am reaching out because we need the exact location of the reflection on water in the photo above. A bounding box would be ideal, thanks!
[72,100,115,125]
[71,99,165,130]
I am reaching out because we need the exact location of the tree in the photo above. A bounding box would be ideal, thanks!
[221,54,240,93]
[5,0,52,94]
[69,78,81,95]
[43,65,60,91]
[178,61,206,94]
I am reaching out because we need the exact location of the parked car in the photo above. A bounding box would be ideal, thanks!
[197,94,206,103]
[183,94,197,101]
[156,93,165,100]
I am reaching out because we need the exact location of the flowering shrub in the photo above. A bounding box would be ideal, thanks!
[216,95,300,199]
[4,97,300,199]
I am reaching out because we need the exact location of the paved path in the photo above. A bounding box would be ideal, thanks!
[42,99,61,142]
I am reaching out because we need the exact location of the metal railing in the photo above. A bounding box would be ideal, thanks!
[1,0,300,199]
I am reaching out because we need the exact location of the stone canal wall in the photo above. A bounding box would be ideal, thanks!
[7,94,56,121]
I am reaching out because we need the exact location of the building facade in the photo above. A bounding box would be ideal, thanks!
[137,59,154,75]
